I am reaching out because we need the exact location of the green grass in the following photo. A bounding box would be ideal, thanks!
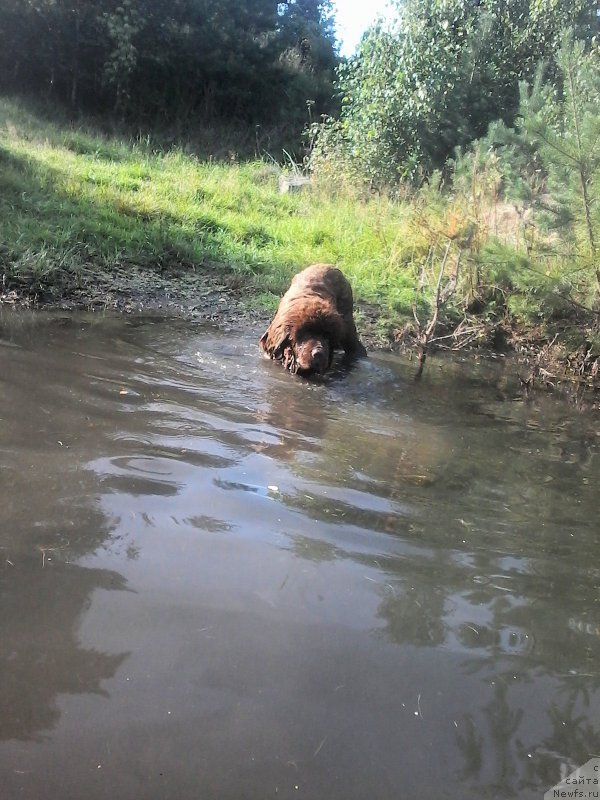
[0,97,417,313]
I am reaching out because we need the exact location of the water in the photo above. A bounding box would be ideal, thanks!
[1,310,599,800]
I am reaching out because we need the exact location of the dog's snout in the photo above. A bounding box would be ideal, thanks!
[309,343,328,374]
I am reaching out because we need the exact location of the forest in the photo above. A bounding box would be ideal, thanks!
[1,0,600,389]
[0,0,338,144]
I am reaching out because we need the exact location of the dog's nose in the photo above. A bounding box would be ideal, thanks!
[310,345,327,372]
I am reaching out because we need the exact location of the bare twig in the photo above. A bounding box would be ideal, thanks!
[413,243,462,380]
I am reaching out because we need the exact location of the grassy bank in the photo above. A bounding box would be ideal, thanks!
[0,97,598,396]
[0,98,416,328]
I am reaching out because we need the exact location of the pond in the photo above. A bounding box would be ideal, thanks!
[1,310,599,800]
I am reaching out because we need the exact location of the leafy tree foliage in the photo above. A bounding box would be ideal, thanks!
[0,0,338,134]
[311,0,598,185]
[277,0,337,120]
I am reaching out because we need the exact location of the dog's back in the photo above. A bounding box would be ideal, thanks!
[289,264,354,320]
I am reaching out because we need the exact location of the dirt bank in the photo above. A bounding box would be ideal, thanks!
[0,264,391,350]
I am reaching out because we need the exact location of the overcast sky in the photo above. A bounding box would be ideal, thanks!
[331,0,393,56]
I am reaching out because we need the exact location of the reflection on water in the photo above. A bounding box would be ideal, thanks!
[1,309,599,799]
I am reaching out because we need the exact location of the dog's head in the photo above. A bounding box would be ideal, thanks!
[292,331,331,375]
[261,326,332,375]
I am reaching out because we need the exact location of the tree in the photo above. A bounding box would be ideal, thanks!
[0,0,339,140]
[278,0,337,69]
[311,0,598,185]
[519,33,600,304]
[102,0,143,115]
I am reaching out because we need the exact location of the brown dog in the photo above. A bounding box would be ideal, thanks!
[259,264,367,375]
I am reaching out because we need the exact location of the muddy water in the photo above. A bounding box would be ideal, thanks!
[1,310,599,800]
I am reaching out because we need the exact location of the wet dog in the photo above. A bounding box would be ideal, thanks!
[259,264,367,376]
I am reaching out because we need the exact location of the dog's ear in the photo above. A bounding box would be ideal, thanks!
[272,326,292,360]
[273,335,290,360]
[259,329,269,351]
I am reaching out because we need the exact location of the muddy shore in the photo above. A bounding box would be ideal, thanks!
[0,266,392,349]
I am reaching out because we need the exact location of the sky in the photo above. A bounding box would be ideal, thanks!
[331,0,393,57]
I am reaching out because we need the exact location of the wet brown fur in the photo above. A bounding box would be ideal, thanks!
[259,264,367,375]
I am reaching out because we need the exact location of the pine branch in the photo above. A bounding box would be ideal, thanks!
[563,42,597,259]
[529,125,580,167]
